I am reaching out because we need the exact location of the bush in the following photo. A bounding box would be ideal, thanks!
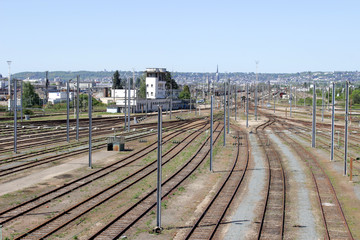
[24,109,34,115]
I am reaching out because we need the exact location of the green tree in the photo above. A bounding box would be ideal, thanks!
[351,89,360,104]
[138,74,146,98]
[164,71,178,90]
[23,82,41,107]
[112,70,123,89]
[179,85,191,99]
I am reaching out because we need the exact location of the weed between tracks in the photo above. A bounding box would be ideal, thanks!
[131,133,227,239]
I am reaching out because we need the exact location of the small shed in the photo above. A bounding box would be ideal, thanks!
[107,136,125,151]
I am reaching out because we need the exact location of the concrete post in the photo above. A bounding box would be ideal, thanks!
[331,82,335,161]
[156,106,163,231]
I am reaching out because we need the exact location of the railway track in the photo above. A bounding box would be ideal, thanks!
[275,118,360,172]
[6,121,213,238]
[86,123,224,239]
[184,127,249,239]
[0,120,199,178]
[255,118,286,240]
[272,122,354,239]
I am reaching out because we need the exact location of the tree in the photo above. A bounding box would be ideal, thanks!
[112,70,123,89]
[164,71,178,90]
[351,89,360,104]
[138,74,146,98]
[179,85,191,99]
[23,82,41,107]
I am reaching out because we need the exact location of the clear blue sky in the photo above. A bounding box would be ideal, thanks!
[1,0,359,75]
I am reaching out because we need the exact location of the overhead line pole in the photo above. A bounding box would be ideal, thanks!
[227,79,230,134]
[246,83,249,128]
[210,95,213,172]
[344,81,349,176]
[14,79,17,153]
[223,82,226,146]
[128,76,131,131]
[76,76,80,141]
[311,77,316,148]
[88,87,92,169]
[156,106,163,232]
[330,82,335,161]
[66,79,70,143]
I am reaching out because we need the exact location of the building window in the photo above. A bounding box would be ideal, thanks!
[147,92,149,96]
[151,84,153,87]
[151,92,153,96]
[146,84,149,87]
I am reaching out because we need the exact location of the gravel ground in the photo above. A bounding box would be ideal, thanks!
[291,133,360,201]
[223,133,266,240]
[0,150,118,196]
[269,132,320,239]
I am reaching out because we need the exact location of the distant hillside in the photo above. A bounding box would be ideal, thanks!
[11,70,360,84]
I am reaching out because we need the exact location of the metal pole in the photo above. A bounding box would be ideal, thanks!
[45,71,49,105]
[322,88,324,122]
[20,81,23,122]
[223,82,226,145]
[89,88,92,169]
[268,80,271,104]
[7,61,11,107]
[255,82,258,121]
[76,76,80,141]
[190,97,192,113]
[312,79,316,148]
[227,79,230,134]
[331,82,335,161]
[156,106,162,230]
[67,80,70,143]
[14,79,17,153]
[274,94,276,113]
[170,85,172,119]
[124,79,127,129]
[210,95,213,172]
[344,81,349,176]
[246,83,249,128]
[295,86,297,108]
[128,76,131,131]
[290,85,292,118]
[235,83,237,121]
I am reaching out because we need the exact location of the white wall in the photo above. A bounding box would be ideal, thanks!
[111,89,137,98]
[146,77,166,99]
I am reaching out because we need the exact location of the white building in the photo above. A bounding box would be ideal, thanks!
[48,92,74,104]
[146,68,166,99]
[111,89,137,99]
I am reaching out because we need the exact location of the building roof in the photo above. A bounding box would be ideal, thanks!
[146,68,166,73]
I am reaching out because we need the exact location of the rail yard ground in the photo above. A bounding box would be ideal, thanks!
[0,104,359,240]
